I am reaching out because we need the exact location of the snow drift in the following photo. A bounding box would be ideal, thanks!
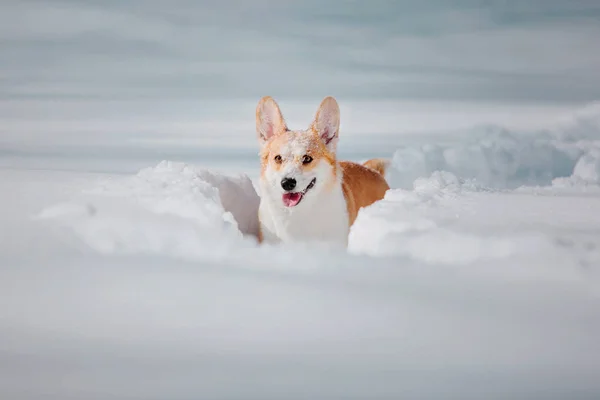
[38,161,261,260]
[388,102,600,189]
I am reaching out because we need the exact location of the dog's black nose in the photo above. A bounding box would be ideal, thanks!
[281,177,297,191]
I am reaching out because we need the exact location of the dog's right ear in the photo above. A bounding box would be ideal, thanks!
[256,96,287,145]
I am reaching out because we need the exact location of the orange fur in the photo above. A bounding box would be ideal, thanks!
[362,158,389,177]
[257,226,263,243]
[340,161,390,226]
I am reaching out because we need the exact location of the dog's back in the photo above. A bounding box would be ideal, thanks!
[341,159,390,226]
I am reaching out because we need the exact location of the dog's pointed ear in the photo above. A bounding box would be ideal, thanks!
[256,96,287,145]
[312,96,340,152]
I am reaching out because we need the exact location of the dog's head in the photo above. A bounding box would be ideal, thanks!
[256,96,341,208]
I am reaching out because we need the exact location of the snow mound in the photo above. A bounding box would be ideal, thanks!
[349,171,562,265]
[387,127,577,189]
[553,147,600,187]
[37,161,260,258]
[573,149,600,182]
[387,106,600,189]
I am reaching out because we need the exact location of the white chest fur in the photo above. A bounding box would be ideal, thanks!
[259,182,349,247]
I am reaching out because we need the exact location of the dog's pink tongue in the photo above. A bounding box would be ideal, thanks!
[282,192,302,207]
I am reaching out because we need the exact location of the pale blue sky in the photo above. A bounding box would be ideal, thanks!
[2,0,600,103]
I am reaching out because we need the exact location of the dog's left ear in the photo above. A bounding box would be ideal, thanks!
[312,96,340,152]
[256,96,287,146]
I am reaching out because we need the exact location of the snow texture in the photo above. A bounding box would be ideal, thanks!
[388,103,600,190]
[37,161,261,258]
[2,103,600,400]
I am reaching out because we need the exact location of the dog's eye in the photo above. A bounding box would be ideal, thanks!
[302,155,313,164]
[274,155,282,163]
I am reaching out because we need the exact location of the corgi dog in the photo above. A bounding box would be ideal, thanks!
[255,96,390,247]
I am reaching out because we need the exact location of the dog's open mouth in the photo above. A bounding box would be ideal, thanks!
[282,178,316,207]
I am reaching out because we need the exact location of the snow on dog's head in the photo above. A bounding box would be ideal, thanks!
[256,96,341,208]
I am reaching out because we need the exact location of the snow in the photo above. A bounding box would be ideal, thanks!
[387,103,600,190]
[34,161,262,264]
[2,102,600,399]
[562,147,600,185]
[350,171,600,274]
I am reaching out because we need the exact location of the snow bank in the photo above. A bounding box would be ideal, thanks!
[387,103,600,189]
[350,169,600,275]
[350,172,537,263]
[552,146,600,187]
[37,161,260,259]
[388,126,578,189]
